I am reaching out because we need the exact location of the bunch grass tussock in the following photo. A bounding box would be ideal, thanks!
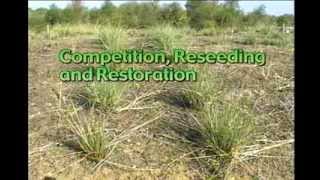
[97,25,128,51]
[143,25,187,53]
[160,100,254,178]
[63,105,113,162]
[82,82,129,111]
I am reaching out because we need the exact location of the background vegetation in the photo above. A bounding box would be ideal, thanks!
[29,0,294,31]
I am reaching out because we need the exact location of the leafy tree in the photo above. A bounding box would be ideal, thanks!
[253,5,267,17]
[118,2,140,27]
[61,5,88,24]
[186,0,217,30]
[117,2,160,28]
[88,8,100,24]
[242,5,267,26]
[29,8,48,30]
[61,6,75,23]
[32,1,282,30]
[71,1,85,24]
[224,0,240,10]
[99,1,117,24]
[213,1,241,27]
[45,4,62,25]
[34,8,48,14]
[277,14,294,26]
[160,2,187,26]
[137,2,160,27]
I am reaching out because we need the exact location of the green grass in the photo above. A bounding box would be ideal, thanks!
[235,25,293,48]
[156,69,217,110]
[186,67,218,105]
[97,26,128,51]
[199,103,253,155]
[44,24,97,40]
[261,32,293,47]
[164,66,219,110]
[189,102,254,178]
[159,67,254,177]
[84,82,129,111]
[65,106,111,162]
[144,25,187,53]
[238,33,257,45]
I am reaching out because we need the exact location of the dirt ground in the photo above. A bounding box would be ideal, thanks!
[29,29,294,180]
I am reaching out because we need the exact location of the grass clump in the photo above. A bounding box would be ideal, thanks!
[97,26,128,51]
[199,103,252,155]
[180,67,219,110]
[193,102,254,177]
[65,107,112,162]
[261,32,293,47]
[157,72,217,110]
[144,25,186,53]
[84,82,128,111]
[160,68,253,177]
[161,95,254,177]
[237,33,257,45]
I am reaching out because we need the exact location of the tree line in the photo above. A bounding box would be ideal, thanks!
[29,0,294,30]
